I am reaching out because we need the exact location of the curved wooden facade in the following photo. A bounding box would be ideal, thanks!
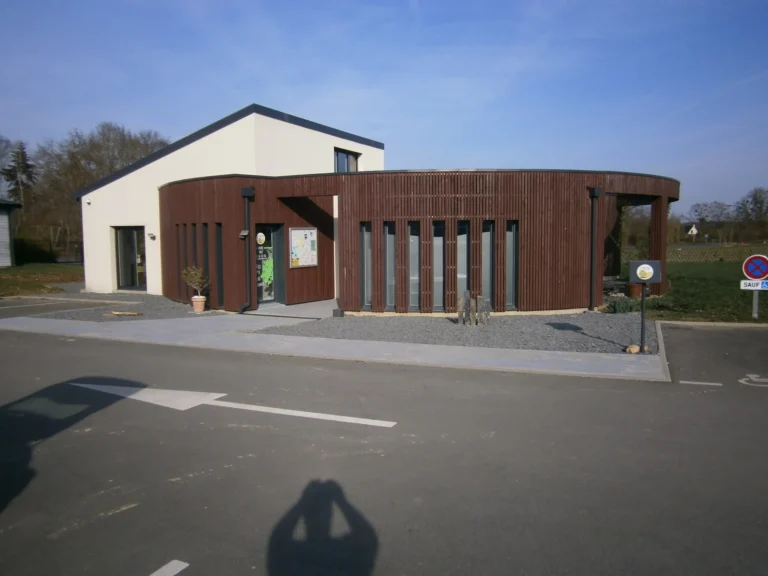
[159,170,679,313]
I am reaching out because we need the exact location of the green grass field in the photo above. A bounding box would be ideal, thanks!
[0,263,84,297]
[648,262,766,323]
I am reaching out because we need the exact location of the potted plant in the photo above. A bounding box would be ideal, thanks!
[181,265,210,313]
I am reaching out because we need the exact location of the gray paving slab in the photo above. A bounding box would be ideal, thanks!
[0,315,669,381]
[245,298,338,319]
[0,299,118,319]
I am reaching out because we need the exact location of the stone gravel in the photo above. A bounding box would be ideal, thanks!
[258,312,658,354]
[34,290,224,322]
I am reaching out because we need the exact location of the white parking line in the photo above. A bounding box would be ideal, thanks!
[149,560,189,576]
[679,380,722,387]
[0,301,65,310]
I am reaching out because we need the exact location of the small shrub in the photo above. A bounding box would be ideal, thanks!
[181,265,209,296]
[605,295,671,314]
[606,298,639,314]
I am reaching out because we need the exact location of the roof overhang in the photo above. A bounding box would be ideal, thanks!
[72,103,385,201]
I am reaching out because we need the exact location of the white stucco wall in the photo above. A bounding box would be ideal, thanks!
[81,110,384,297]
[81,115,258,294]
[251,114,385,175]
[0,210,12,267]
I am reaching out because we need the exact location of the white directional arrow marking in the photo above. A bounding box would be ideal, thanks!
[71,383,397,428]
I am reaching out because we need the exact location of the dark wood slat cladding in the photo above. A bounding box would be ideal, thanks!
[160,176,334,310]
[160,171,679,312]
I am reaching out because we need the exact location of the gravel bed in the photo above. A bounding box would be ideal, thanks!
[35,291,224,322]
[258,312,658,354]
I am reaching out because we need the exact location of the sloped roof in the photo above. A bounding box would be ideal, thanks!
[72,103,385,200]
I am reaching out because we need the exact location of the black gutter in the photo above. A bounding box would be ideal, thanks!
[238,187,255,314]
[588,187,603,311]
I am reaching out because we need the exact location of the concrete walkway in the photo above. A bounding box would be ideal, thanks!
[245,298,337,319]
[0,314,670,381]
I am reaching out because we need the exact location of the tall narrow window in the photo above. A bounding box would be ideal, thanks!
[202,223,209,290]
[176,224,181,299]
[408,222,420,311]
[182,224,188,270]
[457,221,470,298]
[433,221,445,311]
[191,223,198,266]
[360,223,372,309]
[216,223,224,308]
[506,221,518,310]
[482,221,494,303]
[383,222,396,310]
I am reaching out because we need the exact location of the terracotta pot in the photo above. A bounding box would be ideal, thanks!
[191,295,206,313]
[628,283,642,298]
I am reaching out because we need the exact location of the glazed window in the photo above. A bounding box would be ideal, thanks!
[335,149,359,172]
[482,221,494,303]
[408,222,420,311]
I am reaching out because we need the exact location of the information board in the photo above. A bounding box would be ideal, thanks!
[289,227,318,268]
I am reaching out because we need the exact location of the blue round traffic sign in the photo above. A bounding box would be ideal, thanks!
[743,254,768,280]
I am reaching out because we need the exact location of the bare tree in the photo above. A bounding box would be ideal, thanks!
[733,188,768,241]
[16,123,169,256]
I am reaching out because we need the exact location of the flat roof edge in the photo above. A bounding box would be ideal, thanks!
[159,169,681,189]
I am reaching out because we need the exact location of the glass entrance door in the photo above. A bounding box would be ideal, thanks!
[115,227,146,290]
[256,226,275,303]
[255,224,284,304]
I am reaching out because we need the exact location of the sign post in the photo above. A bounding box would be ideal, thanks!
[741,254,768,320]
[629,260,662,353]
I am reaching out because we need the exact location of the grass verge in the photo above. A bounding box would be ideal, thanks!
[0,264,84,297]
[648,262,766,323]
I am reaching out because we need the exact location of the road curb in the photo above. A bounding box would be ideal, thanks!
[659,320,768,328]
[3,295,143,306]
[655,321,671,382]
[0,321,670,383]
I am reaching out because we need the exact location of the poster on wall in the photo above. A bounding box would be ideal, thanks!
[289,227,318,268]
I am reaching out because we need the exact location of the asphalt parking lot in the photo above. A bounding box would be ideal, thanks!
[2,330,768,575]
[0,298,119,319]
[662,323,768,388]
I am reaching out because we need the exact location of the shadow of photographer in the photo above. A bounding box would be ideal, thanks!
[268,479,378,576]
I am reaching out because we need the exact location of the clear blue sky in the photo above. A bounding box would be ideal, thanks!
[1,0,766,212]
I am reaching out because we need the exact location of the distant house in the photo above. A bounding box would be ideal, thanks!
[0,199,22,267]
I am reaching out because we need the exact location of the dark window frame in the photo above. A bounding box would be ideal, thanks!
[360,222,372,310]
[335,148,360,173]
[457,220,470,300]
[408,221,420,312]
[175,224,181,299]
[432,221,445,312]
[202,223,209,296]
[191,223,198,266]
[482,220,494,304]
[506,221,519,310]
[383,221,396,311]
[216,223,224,308]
